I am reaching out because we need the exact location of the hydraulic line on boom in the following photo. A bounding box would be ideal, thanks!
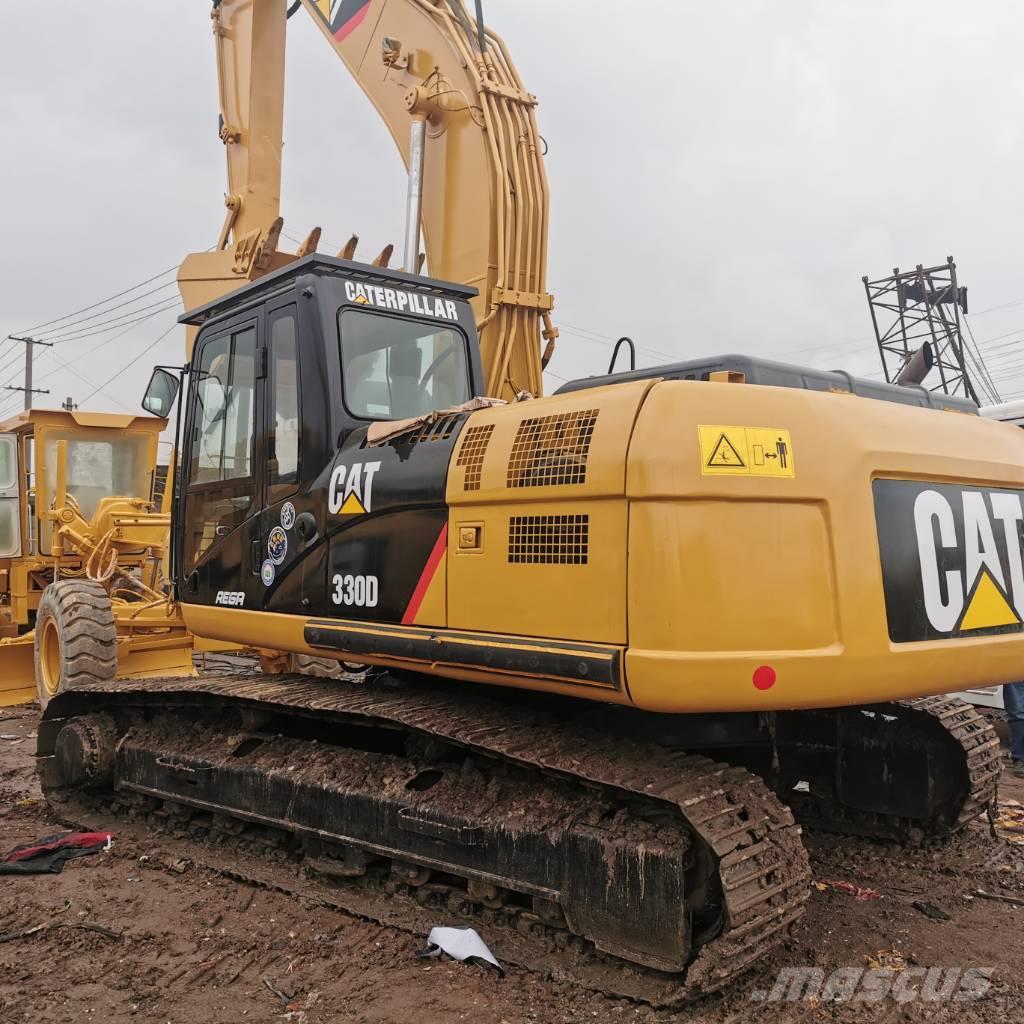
[180,0,557,401]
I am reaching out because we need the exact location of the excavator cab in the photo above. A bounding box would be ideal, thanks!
[147,256,483,625]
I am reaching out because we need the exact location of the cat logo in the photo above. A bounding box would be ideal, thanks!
[312,0,373,42]
[874,480,1024,642]
[329,460,382,516]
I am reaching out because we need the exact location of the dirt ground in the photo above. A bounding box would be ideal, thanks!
[3,701,1024,1024]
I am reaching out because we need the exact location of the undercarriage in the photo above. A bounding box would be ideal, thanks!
[36,672,1000,1005]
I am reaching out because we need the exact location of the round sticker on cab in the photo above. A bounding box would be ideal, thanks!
[261,559,276,587]
[268,527,288,565]
[280,501,296,531]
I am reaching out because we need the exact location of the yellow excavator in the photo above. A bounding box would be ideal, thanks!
[34,0,1022,1004]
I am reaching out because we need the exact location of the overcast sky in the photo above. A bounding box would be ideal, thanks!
[3,0,1024,436]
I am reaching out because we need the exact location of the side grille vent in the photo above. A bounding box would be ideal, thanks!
[456,424,495,491]
[359,414,461,449]
[508,514,589,565]
[506,409,598,488]
[399,415,461,445]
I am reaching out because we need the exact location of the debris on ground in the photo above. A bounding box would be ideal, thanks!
[911,899,952,921]
[813,879,882,900]
[865,948,907,971]
[0,920,122,945]
[995,799,1024,845]
[970,889,1024,908]
[419,926,503,975]
[0,831,114,875]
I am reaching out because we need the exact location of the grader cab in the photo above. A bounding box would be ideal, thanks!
[0,409,195,705]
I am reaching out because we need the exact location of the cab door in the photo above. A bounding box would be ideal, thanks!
[178,317,266,609]
[254,302,305,604]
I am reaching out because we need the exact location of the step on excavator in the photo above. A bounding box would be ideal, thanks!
[34,0,1019,1004]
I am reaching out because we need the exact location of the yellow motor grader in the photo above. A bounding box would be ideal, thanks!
[0,408,194,706]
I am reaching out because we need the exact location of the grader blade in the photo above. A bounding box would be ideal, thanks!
[114,638,196,680]
[0,636,37,707]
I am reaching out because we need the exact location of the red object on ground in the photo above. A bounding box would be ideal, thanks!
[0,831,114,875]
[818,879,882,901]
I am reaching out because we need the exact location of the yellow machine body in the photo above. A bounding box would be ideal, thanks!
[179,377,1024,713]
[0,409,195,706]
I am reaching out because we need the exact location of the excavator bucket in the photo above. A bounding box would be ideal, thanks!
[0,635,38,707]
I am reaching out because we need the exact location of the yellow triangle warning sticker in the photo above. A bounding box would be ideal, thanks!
[339,492,367,516]
[958,567,1022,632]
[706,432,746,469]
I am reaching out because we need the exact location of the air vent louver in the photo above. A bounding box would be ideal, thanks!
[506,410,598,488]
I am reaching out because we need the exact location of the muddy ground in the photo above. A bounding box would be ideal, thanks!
[3,701,1024,1024]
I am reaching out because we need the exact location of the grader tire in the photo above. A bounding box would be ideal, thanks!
[34,581,117,711]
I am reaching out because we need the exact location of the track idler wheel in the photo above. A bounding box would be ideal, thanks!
[34,580,117,711]
[52,713,120,790]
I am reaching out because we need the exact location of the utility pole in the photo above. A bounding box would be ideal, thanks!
[5,336,53,410]
[61,396,78,412]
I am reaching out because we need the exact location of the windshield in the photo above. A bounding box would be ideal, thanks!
[338,308,470,420]
[38,429,153,552]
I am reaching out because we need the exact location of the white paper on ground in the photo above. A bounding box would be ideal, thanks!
[424,926,503,972]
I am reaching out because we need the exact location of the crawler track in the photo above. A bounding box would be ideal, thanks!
[778,695,1001,843]
[37,672,810,1006]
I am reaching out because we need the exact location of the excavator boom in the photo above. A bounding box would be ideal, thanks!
[180,0,555,400]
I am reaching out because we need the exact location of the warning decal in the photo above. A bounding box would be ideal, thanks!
[698,425,795,478]
[706,433,746,469]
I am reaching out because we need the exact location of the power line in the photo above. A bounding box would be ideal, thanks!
[79,322,180,405]
[557,320,679,363]
[961,317,1001,404]
[39,297,182,344]
[33,280,178,340]
[0,349,26,385]
[969,295,1024,318]
[33,310,180,385]
[38,345,134,412]
[14,264,179,335]
[32,301,182,346]
[0,312,181,420]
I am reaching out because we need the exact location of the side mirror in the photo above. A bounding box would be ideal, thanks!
[142,368,180,418]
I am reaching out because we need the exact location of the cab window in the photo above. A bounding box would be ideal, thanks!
[183,325,257,570]
[269,308,300,486]
[338,308,470,420]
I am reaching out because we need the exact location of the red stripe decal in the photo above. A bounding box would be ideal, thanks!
[334,1,371,41]
[402,524,448,625]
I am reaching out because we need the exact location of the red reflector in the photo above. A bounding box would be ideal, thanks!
[752,665,776,690]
